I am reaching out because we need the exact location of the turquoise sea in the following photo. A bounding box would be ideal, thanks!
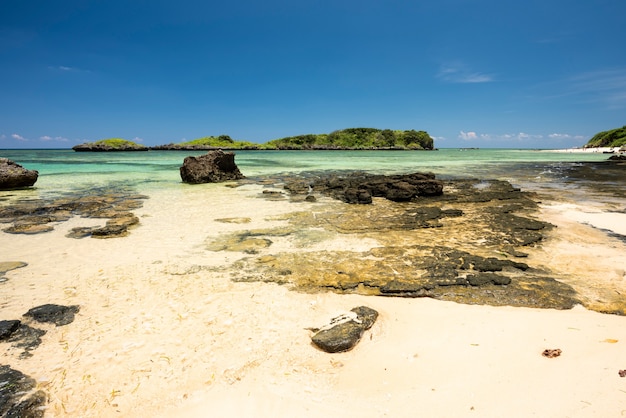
[0,148,615,198]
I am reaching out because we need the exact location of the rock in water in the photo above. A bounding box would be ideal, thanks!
[23,304,80,326]
[311,306,378,353]
[0,158,38,190]
[179,150,245,184]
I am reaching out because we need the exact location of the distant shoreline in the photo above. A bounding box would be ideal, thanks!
[543,146,625,154]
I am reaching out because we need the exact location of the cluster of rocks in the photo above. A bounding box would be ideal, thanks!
[283,171,444,204]
[0,158,38,190]
[1,304,80,416]
[0,190,146,238]
[204,172,588,311]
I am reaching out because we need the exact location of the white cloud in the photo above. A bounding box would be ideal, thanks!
[40,135,69,142]
[132,137,144,143]
[459,131,478,140]
[11,133,28,141]
[438,63,494,84]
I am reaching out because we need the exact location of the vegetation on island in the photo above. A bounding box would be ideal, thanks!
[264,128,434,150]
[73,128,436,151]
[584,126,626,148]
[72,138,148,151]
[153,135,260,150]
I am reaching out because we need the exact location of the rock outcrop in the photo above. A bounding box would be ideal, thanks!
[0,158,38,190]
[284,172,443,203]
[180,150,245,184]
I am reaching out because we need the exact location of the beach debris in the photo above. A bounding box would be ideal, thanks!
[0,158,38,190]
[23,304,80,326]
[0,364,47,417]
[619,370,626,377]
[310,306,378,353]
[179,150,245,184]
[542,348,562,358]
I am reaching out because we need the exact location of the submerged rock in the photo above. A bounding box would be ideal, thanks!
[0,158,38,190]
[0,365,47,417]
[0,189,146,237]
[310,306,378,353]
[180,150,245,184]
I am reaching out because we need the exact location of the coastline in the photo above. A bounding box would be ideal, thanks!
[1,155,626,417]
[545,146,625,154]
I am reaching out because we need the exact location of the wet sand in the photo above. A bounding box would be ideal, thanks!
[2,182,626,417]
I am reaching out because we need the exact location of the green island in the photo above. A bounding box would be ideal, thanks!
[73,128,435,151]
[584,125,626,148]
[72,138,148,152]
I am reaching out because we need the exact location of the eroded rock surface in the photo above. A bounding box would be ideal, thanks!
[180,150,245,184]
[0,188,146,237]
[205,174,589,311]
[0,158,38,190]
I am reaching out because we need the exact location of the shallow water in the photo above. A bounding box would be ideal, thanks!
[1,148,626,417]
[0,148,612,194]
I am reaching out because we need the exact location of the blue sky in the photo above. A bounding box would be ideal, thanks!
[1,0,625,149]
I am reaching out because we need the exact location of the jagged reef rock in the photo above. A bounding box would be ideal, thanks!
[285,172,443,203]
[0,158,38,190]
[0,189,146,237]
[180,150,245,184]
[310,306,378,353]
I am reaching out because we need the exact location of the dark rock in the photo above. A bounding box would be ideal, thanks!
[0,320,20,340]
[7,324,46,358]
[380,280,433,296]
[311,306,378,353]
[0,158,38,190]
[0,365,47,418]
[467,273,512,286]
[180,150,245,184]
[290,172,443,204]
[23,304,80,326]
[608,154,626,161]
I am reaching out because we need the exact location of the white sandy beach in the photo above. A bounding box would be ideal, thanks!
[2,183,626,417]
